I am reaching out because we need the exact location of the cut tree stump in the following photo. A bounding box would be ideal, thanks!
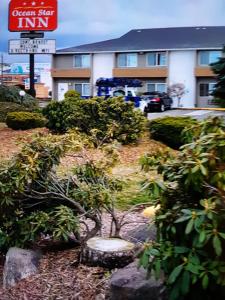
[81,237,135,269]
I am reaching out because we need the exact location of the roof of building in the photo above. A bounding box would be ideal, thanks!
[56,26,225,54]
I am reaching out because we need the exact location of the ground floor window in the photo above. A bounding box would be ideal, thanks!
[147,83,167,93]
[199,83,216,97]
[74,83,91,96]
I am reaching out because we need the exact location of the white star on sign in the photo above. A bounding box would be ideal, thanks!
[23,2,27,5]
[31,1,36,5]
[41,2,45,4]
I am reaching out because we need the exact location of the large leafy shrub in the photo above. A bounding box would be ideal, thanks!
[140,117,225,300]
[6,111,47,130]
[0,132,122,251]
[149,116,197,149]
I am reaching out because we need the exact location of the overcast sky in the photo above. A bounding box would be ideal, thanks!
[1,0,225,63]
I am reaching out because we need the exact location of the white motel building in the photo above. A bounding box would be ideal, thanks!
[51,26,225,107]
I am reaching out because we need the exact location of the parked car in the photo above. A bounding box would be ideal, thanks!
[142,92,173,113]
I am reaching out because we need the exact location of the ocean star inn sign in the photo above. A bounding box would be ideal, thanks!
[8,0,58,32]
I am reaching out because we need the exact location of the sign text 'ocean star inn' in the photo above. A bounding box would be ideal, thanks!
[8,0,58,32]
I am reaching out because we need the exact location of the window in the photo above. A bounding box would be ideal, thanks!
[199,83,216,97]
[199,51,221,65]
[147,83,167,93]
[118,53,137,67]
[147,52,167,66]
[74,55,90,68]
[74,83,91,96]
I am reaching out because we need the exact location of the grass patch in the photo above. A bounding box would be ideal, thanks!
[112,164,155,210]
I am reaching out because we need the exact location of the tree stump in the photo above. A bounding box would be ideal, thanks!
[81,237,135,269]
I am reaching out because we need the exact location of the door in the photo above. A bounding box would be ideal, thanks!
[58,83,69,101]
[197,81,216,108]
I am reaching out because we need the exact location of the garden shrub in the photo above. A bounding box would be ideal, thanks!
[0,85,37,109]
[6,111,46,130]
[64,89,81,99]
[0,102,34,122]
[140,117,225,300]
[149,116,197,149]
[68,97,146,144]
[0,132,122,251]
[42,99,75,133]
[44,97,146,144]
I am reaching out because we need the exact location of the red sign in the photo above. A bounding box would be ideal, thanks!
[9,0,58,32]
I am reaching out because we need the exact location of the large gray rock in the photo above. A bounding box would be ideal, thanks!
[3,247,41,288]
[123,224,156,244]
[109,260,167,300]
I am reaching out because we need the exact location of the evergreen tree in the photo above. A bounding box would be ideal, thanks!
[211,46,225,106]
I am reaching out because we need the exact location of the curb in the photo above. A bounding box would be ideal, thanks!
[174,107,225,112]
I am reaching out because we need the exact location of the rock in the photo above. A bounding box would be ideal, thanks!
[123,224,156,244]
[3,247,41,288]
[109,260,167,300]
[81,237,135,269]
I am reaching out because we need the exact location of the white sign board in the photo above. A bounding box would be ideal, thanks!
[9,39,56,54]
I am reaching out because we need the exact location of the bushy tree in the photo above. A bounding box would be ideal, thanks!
[168,83,186,108]
[211,46,225,106]
[140,117,225,300]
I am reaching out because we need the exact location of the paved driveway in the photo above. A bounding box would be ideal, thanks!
[147,109,225,121]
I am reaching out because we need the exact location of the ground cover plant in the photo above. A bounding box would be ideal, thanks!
[140,117,225,300]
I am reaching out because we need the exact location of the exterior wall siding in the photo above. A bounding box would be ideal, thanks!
[53,78,90,100]
[168,51,196,108]
[92,53,115,95]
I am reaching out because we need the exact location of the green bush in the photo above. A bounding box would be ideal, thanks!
[64,89,81,99]
[42,100,74,133]
[6,112,46,130]
[44,97,146,144]
[68,97,146,144]
[140,117,225,300]
[0,102,34,122]
[149,117,197,149]
[0,85,37,109]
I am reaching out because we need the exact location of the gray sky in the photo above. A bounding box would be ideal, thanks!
[1,0,225,63]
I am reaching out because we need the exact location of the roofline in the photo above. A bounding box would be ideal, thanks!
[55,47,223,55]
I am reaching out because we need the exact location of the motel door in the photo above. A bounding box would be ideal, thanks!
[58,83,69,101]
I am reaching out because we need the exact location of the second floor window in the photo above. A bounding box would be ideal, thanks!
[74,54,90,68]
[147,52,167,66]
[118,53,137,67]
[199,51,221,65]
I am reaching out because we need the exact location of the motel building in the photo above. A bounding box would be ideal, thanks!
[51,26,225,108]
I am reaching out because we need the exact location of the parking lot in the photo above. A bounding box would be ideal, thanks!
[147,109,225,121]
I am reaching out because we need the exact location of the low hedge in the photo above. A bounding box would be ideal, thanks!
[6,112,46,130]
[0,102,34,122]
[149,116,197,149]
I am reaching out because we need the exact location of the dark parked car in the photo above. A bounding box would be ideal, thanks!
[142,92,173,112]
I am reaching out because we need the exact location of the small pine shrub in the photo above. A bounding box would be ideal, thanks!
[6,112,46,130]
[64,89,81,99]
[149,117,197,149]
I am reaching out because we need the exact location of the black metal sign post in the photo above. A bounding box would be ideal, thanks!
[27,31,44,98]
[29,50,35,98]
